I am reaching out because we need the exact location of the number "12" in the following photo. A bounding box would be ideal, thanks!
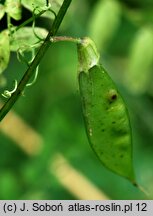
[136,203,147,211]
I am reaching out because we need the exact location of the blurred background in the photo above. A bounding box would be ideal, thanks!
[0,0,153,199]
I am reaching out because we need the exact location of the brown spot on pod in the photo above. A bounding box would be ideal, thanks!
[106,89,118,103]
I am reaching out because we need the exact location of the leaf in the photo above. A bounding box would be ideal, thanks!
[21,0,61,19]
[77,38,135,182]
[0,4,5,20]
[5,0,22,20]
[21,0,48,11]
[0,30,10,74]
[50,0,63,13]
[10,27,48,52]
[88,0,121,51]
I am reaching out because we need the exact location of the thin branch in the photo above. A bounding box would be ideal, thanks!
[0,0,72,122]
[50,36,81,43]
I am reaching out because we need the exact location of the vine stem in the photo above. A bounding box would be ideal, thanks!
[0,0,72,122]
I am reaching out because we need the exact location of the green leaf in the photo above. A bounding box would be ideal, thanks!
[50,0,63,13]
[0,30,10,74]
[21,0,61,19]
[21,0,47,11]
[10,27,48,52]
[77,38,135,182]
[0,4,5,20]
[5,0,22,20]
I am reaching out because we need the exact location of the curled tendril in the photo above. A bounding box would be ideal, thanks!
[17,47,30,66]
[17,44,39,66]
[32,6,57,42]
[32,11,44,42]
[17,4,57,66]
[2,80,18,99]
[26,49,40,87]
[2,4,56,99]
[48,8,57,19]
[26,65,39,87]
[16,47,40,89]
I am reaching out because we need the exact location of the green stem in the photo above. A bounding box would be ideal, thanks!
[50,36,81,43]
[0,0,72,122]
[7,14,11,33]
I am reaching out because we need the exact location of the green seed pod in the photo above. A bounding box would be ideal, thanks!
[77,37,135,182]
[88,0,121,51]
[0,30,10,74]
[125,26,153,94]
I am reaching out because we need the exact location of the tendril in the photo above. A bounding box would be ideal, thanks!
[17,47,30,66]
[26,49,39,87]
[31,6,57,42]
[26,65,39,87]
[2,80,18,98]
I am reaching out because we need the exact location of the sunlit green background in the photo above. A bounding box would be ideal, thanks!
[0,0,153,200]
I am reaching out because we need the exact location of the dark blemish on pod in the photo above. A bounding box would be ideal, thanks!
[101,129,105,132]
[120,154,124,158]
[106,89,118,104]
[111,94,117,100]
[112,121,116,124]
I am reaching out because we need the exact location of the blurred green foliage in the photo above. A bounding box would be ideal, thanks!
[0,0,153,200]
